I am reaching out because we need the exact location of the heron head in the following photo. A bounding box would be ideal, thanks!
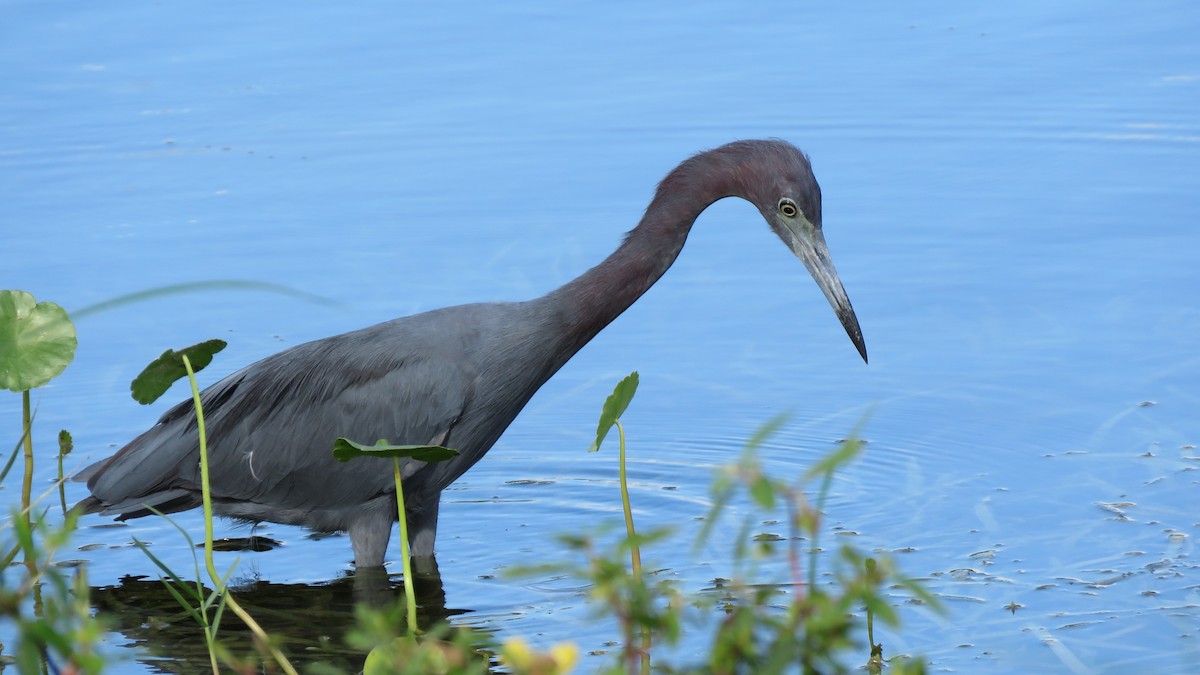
[726,140,868,363]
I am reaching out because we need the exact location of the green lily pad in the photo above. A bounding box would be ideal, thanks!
[130,339,227,404]
[587,371,639,453]
[0,290,77,392]
[332,437,459,463]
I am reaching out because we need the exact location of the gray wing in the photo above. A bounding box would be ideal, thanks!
[82,320,478,519]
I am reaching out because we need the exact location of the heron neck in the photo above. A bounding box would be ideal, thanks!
[541,156,736,362]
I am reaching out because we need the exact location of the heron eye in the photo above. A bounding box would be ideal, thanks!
[778,198,799,218]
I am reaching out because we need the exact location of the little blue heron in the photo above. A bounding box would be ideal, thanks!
[76,139,867,568]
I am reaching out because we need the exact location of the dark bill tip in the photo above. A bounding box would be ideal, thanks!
[838,306,868,364]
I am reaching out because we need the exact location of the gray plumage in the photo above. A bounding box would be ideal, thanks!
[76,139,867,568]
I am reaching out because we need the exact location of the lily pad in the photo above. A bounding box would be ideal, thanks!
[587,371,638,452]
[130,339,227,404]
[0,290,77,392]
[332,437,459,463]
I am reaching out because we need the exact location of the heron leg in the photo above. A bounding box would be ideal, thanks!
[348,507,393,568]
[406,494,440,559]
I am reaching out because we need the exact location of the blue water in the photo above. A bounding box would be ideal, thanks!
[2,1,1197,672]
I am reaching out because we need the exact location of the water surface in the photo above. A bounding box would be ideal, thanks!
[2,1,1197,672]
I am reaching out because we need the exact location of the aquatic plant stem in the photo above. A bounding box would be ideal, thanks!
[866,558,877,647]
[807,468,836,591]
[616,420,641,575]
[20,390,34,573]
[615,420,650,673]
[182,356,221,674]
[394,456,419,635]
[183,355,298,675]
[786,494,805,599]
[57,445,66,517]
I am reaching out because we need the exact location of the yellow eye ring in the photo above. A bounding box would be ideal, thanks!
[778,198,799,218]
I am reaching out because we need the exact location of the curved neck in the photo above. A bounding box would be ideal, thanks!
[537,149,741,363]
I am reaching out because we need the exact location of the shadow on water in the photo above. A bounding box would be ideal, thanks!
[89,562,476,673]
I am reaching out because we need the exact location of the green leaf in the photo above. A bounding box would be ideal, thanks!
[130,339,227,404]
[803,436,864,483]
[741,412,790,457]
[332,437,459,463]
[862,592,899,626]
[588,371,639,452]
[0,289,77,392]
[749,475,776,510]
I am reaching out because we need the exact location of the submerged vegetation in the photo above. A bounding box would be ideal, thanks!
[0,288,933,673]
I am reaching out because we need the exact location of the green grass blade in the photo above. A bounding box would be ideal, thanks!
[0,429,24,484]
[71,280,340,321]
